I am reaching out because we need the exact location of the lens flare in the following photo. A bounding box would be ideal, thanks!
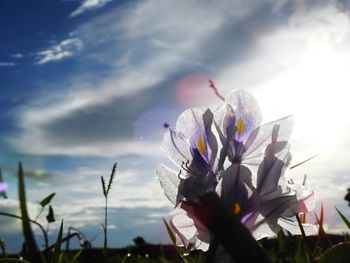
[175,73,215,107]
[0,182,8,192]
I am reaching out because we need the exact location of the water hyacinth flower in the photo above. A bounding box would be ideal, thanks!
[157,88,316,252]
[219,125,316,240]
[157,108,219,206]
[166,145,315,250]
[214,89,294,178]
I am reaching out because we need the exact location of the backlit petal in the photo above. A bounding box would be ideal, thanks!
[278,217,318,236]
[156,163,182,206]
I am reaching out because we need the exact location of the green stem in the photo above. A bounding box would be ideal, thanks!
[295,214,311,263]
[103,196,108,255]
[0,211,49,251]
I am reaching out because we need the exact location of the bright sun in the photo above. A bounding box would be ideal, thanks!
[258,43,350,156]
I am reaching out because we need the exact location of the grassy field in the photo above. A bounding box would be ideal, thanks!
[1,163,350,263]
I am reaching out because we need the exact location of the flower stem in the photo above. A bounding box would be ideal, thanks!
[103,196,108,255]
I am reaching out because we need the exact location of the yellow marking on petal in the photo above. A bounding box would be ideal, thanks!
[232,202,241,215]
[236,117,246,134]
[197,136,206,155]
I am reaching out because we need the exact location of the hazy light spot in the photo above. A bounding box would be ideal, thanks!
[0,182,8,192]
[175,73,214,107]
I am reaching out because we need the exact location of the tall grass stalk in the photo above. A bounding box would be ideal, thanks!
[18,162,45,263]
[101,163,117,255]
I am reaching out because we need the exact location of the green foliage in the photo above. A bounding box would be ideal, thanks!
[162,218,188,262]
[335,207,350,229]
[316,242,350,263]
[101,163,118,255]
[39,193,56,208]
[46,205,55,223]
[18,162,45,263]
[2,162,350,263]
[51,221,64,263]
[290,155,318,170]
[0,259,31,263]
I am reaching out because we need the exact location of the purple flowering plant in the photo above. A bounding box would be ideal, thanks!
[156,87,317,253]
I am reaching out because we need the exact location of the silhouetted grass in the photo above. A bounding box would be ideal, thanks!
[0,163,350,263]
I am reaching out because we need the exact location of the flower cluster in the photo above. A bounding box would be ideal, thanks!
[156,88,316,251]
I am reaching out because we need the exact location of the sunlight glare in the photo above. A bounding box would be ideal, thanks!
[259,43,350,156]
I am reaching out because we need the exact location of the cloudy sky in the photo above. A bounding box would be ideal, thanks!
[1,0,350,253]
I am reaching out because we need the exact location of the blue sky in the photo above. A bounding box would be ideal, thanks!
[1,0,350,253]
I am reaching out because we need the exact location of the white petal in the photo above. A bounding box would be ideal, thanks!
[194,238,210,252]
[294,185,316,213]
[256,144,292,196]
[226,89,262,140]
[245,212,278,240]
[226,89,262,126]
[213,103,232,141]
[167,208,210,251]
[156,164,181,206]
[176,108,208,139]
[161,129,192,168]
[171,209,198,242]
[243,115,294,167]
[278,217,318,236]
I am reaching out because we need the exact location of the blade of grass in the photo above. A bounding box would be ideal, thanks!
[295,213,311,263]
[0,259,31,263]
[35,193,56,221]
[162,218,189,263]
[70,250,83,263]
[120,253,129,263]
[162,218,177,245]
[294,235,303,262]
[40,193,56,207]
[46,205,55,223]
[277,230,296,263]
[18,162,45,263]
[0,211,48,250]
[302,174,307,186]
[42,233,80,253]
[50,220,63,263]
[0,239,6,258]
[335,207,350,229]
[315,204,332,247]
[316,242,350,263]
[291,155,318,170]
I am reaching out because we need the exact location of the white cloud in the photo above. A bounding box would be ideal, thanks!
[20,165,171,232]
[11,53,23,59]
[36,38,83,65]
[0,199,42,236]
[11,0,266,157]
[9,2,350,220]
[5,0,350,241]
[212,2,350,214]
[10,135,162,157]
[215,3,350,151]
[70,0,113,18]
[0,62,15,67]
